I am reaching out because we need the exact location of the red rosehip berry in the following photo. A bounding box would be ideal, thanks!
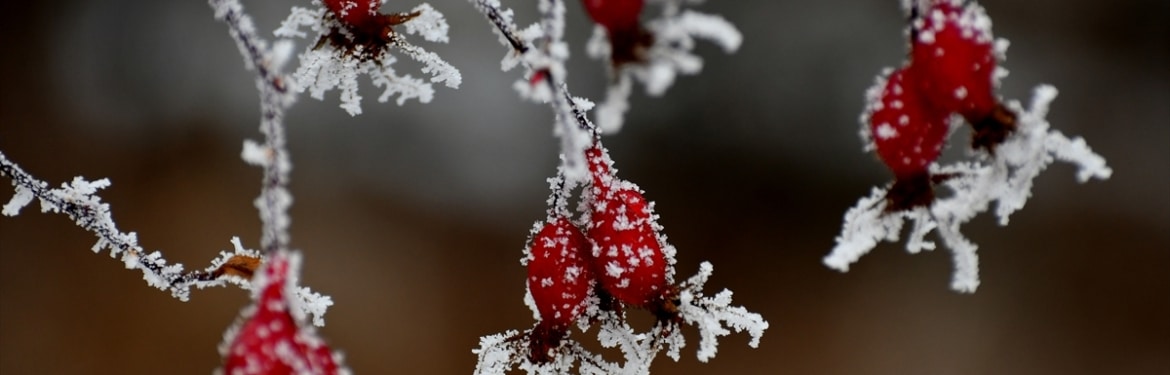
[324,0,381,28]
[585,145,614,193]
[526,216,593,363]
[580,0,643,35]
[868,67,951,210]
[222,252,341,375]
[320,0,420,54]
[580,0,652,65]
[910,0,997,123]
[869,67,951,179]
[588,185,669,309]
[910,0,1017,153]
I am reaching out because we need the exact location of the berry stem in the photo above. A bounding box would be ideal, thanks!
[970,103,1018,154]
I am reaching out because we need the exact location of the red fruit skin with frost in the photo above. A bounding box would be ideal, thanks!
[585,146,612,192]
[581,0,643,34]
[912,1,997,123]
[222,253,340,375]
[527,217,593,330]
[526,217,592,362]
[588,186,668,308]
[869,67,950,179]
[581,0,647,64]
[586,145,668,307]
[324,0,406,41]
[324,0,380,27]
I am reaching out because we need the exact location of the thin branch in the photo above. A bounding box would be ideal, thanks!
[469,0,601,184]
[0,0,318,315]
[210,0,333,325]
[0,151,256,301]
[210,0,295,254]
[470,0,530,54]
[469,0,599,139]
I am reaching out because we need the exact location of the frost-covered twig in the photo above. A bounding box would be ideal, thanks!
[210,0,296,254]
[595,311,661,374]
[0,0,332,329]
[675,262,768,362]
[469,0,598,181]
[471,313,659,375]
[208,0,335,325]
[0,152,249,301]
[473,329,622,375]
[826,86,1111,292]
[1,151,331,325]
[1,151,232,295]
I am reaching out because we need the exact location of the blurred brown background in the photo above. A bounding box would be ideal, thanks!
[1,0,1167,374]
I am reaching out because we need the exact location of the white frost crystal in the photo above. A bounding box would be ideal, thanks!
[2,185,33,216]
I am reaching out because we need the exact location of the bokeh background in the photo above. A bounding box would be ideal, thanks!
[1,0,1167,374]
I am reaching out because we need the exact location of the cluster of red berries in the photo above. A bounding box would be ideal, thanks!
[868,0,1016,210]
[580,0,653,66]
[524,144,677,363]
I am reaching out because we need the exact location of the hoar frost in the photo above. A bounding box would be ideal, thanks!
[0,151,333,320]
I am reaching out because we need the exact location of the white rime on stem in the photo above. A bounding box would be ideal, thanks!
[0,152,331,324]
[210,0,334,324]
[0,0,333,326]
[468,0,595,182]
[1,153,195,297]
[676,262,768,362]
[826,85,1112,293]
[210,0,296,254]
